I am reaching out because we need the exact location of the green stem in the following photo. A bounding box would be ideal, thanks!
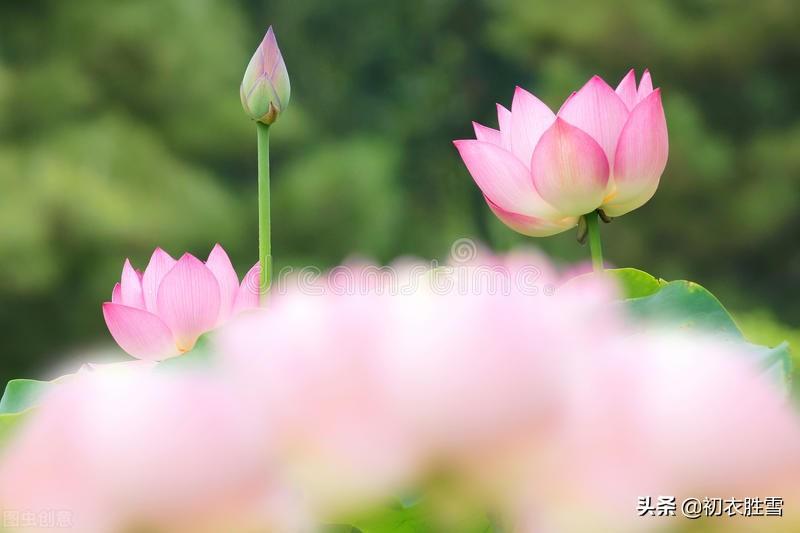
[585,210,604,272]
[256,122,271,304]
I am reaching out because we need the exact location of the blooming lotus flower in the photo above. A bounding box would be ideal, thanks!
[241,26,290,125]
[454,70,668,236]
[102,245,259,360]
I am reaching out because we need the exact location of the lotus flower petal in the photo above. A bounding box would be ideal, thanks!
[486,197,577,237]
[156,254,221,352]
[120,259,145,309]
[615,69,638,111]
[454,140,560,220]
[509,86,555,166]
[206,244,240,324]
[112,283,122,304]
[530,118,609,217]
[102,303,178,360]
[557,91,577,114]
[603,90,668,217]
[472,122,502,145]
[141,248,177,313]
[496,104,512,150]
[637,69,654,104]
[558,75,629,165]
[234,263,261,315]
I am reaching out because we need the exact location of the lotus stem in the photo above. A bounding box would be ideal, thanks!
[585,210,604,273]
[257,121,271,303]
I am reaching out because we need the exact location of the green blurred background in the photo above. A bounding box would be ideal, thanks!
[0,0,799,382]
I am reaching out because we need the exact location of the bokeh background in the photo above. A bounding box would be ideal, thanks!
[0,0,799,383]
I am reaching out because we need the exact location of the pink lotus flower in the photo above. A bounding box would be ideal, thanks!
[102,245,259,360]
[455,70,668,236]
[507,333,800,532]
[220,290,424,517]
[0,369,308,533]
[4,251,799,531]
[241,26,290,125]
[218,254,800,529]
[216,252,618,516]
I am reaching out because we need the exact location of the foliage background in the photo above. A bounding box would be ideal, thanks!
[0,0,798,382]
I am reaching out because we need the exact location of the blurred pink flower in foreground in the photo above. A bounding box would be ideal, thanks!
[219,253,800,527]
[502,333,800,532]
[221,290,422,518]
[102,245,258,360]
[0,369,309,533]
[455,70,668,236]
[3,251,798,531]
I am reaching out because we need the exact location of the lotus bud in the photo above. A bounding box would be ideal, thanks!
[240,26,290,125]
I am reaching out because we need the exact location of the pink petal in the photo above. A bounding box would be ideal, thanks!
[615,69,638,110]
[496,104,512,150]
[556,91,577,114]
[454,139,560,219]
[141,248,177,313]
[102,303,178,361]
[509,86,555,166]
[472,121,502,146]
[637,69,653,104]
[120,259,145,309]
[530,118,610,217]
[260,27,283,78]
[112,283,122,303]
[485,196,577,237]
[603,90,668,217]
[156,254,221,351]
[558,75,629,165]
[205,244,240,324]
[233,263,261,315]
